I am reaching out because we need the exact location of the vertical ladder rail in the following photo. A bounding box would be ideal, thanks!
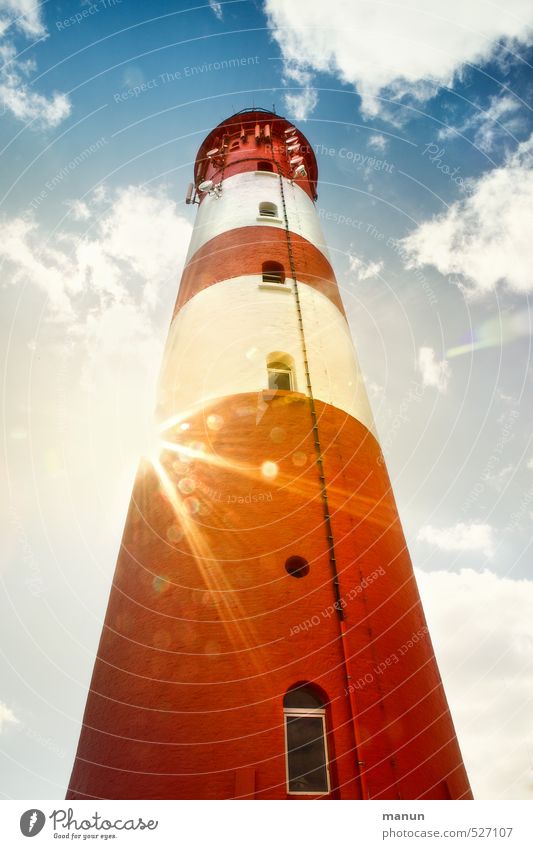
[276,169,343,617]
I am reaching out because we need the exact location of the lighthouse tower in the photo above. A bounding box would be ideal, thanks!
[67,109,472,800]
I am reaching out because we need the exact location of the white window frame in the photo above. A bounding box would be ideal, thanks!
[262,270,285,285]
[268,366,293,391]
[284,706,331,796]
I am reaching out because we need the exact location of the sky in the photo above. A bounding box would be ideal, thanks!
[0,0,532,801]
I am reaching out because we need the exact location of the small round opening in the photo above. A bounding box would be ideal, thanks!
[285,556,310,578]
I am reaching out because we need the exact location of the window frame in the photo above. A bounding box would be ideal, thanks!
[267,366,293,391]
[262,271,285,285]
[284,705,331,796]
[261,261,285,285]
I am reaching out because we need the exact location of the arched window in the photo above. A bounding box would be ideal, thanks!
[262,261,285,285]
[259,201,278,218]
[267,352,294,391]
[284,684,330,794]
[257,160,274,172]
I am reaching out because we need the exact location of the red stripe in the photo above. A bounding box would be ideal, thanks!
[174,227,346,317]
[193,110,318,202]
[67,392,472,801]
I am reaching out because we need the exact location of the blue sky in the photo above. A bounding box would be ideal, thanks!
[1,0,533,800]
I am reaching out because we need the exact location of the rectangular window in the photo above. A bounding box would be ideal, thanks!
[262,271,284,285]
[268,369,292,391]
[284,710,330,794]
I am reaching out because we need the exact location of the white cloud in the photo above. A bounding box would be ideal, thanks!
[417,568,533,799]
[0,77,70,127]
[417,346,450,392]
[281,63,318,121]
[0,185,193,492]
[0,0,45,37]
[401,135,533,297]
[0,185,192,350]
[208,0,223,20]
[527,458,533,471]
[348,253,384,281]
[438,94,525,153]
[0,216,76,317]
[0,2,71,128]
[0,700,19,732]
[368,133,388,151]
[66,199,91,222]
[418,522,494,557]
[284,87,318,122]
[484,463,514,492]
[264,0,533,118]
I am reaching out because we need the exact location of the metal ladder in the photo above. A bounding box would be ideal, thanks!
[276,169,344,620]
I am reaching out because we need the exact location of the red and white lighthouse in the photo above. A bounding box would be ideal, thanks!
[67,109,472,800]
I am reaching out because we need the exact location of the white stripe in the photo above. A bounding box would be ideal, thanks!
[186,171,330,263]
[158,276,376,437]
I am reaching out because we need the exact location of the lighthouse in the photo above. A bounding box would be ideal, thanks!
[67,109,472,800]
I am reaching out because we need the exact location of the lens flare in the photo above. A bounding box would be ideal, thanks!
[261,460,279,479]
[447,309,532,359]
[206,414,224,431]
[178,477,196,495]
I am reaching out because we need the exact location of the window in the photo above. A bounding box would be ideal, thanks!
[257,160,274,172]
[230,139,240,151]
[262,261,285,285]
[268,365,292,391]
[259,201,278,218]
[284,685,330,795]
[266,352,295,391]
